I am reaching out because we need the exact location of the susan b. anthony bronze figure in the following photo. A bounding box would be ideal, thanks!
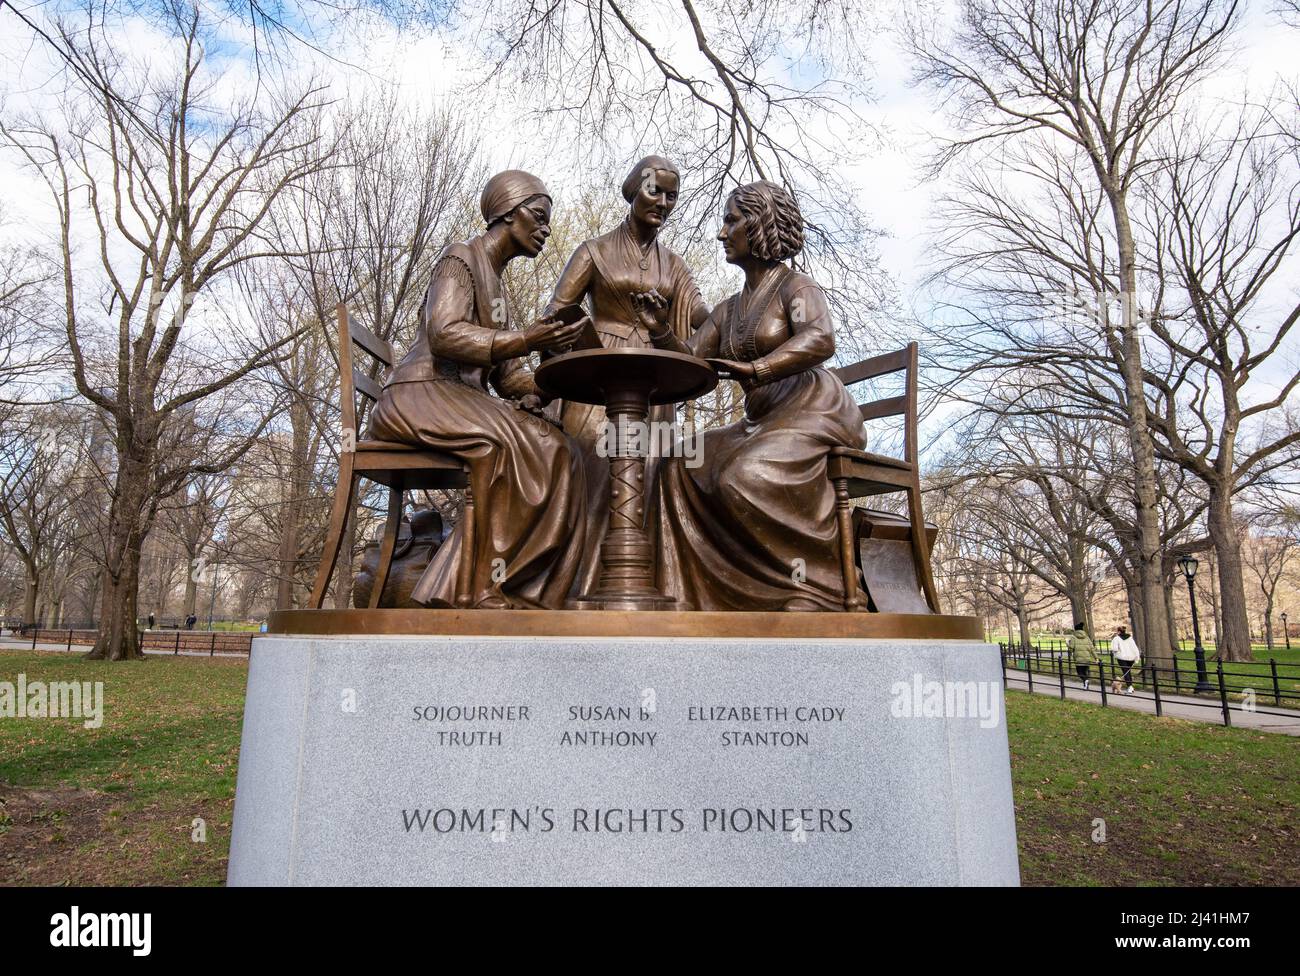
[544,156,710,599]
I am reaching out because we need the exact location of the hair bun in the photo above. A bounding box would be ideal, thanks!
[727,181,804,261]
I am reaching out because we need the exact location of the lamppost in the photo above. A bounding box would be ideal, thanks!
[1283,612,1291,652]
[1178,554,1212,692]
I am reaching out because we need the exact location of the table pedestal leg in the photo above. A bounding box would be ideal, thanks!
[571,387,676,611]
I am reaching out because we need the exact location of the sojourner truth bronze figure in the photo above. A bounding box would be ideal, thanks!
[544,155,710,598]
[635,180,869,611]
[366,170,590,609]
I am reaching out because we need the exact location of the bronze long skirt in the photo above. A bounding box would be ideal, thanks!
[654,367,865,611]
[368,379,587,609]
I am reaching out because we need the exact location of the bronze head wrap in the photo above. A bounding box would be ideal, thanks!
[481,170,551,226]
[620,155,681,203]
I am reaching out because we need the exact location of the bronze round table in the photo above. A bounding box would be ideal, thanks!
[536,347,718,610]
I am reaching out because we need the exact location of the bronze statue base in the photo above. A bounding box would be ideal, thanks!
[267,608,982,640]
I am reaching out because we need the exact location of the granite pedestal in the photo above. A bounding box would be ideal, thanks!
[228,636,1019,886]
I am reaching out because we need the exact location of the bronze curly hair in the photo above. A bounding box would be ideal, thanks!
[727,181,805,261]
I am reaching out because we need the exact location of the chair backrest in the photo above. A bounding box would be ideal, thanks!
[831,341,919,464]
[336,302,395,445]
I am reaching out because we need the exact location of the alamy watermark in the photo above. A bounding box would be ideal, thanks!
[1043,287,1156,340]
[889,674,1002,728]
[0,673,104,728]
[50,907,150,956]
[596,416,703,467]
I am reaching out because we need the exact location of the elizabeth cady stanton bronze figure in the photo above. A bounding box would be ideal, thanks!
[636,180,867,611]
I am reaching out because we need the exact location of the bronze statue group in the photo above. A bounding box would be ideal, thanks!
[368,159,867,612]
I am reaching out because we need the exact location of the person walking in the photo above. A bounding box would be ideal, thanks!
[184,613,196,631]
[1066,622,1098,691]
[1110,626,1142,694]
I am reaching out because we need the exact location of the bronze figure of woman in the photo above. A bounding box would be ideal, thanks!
[544,155,710,597]
[637,181,867,611]
[367,170,589,609]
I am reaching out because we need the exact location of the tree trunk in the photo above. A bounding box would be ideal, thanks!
[1065,539,1092,628]
[87,568,102,629]
[1067,568,1087,626]
[276,485,300,609]
[183,572,198,618]
[1263,599,1274,650]
[277,400,310,609]
[1124,576,1145,652]
[1104,187,1172,667]
[88,546,143,660]
[22,576,37,627]
[1163,577,1180,655]
[1206,557,1222,649]
[153,552,169,620]
[1016,605,1032,649]
[1207,484,1252,662]
[87,453,152,661]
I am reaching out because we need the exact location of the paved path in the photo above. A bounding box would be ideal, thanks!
[1003,666,1300,736]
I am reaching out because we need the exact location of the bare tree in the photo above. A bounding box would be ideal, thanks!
[940,475,1063,646]
[0,210,63,399]
[942,378,1218,662]
[0,2,334,658]
[0,406,89,627]
[246,93,479,608]
[1245,516,1299,650]
[269,326,333,610]
[906,0,1241,662]
[154,470,232,620]
[1134,105,1300,659]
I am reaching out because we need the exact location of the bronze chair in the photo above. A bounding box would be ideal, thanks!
[828,341,940,613]
[309,304,474,610]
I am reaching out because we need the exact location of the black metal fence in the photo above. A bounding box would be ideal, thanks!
[3,615,257,633]
[999,641,1300,726]
[2,625,253,657]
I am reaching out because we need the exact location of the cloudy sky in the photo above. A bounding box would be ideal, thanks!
[4,1,1296,289]
[2,0,1297,397]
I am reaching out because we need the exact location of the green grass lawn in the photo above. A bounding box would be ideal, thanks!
[1180,641,1300,664]
[1008,690,1300,886]
[1,651,1297,886]
[0,652,247,885]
